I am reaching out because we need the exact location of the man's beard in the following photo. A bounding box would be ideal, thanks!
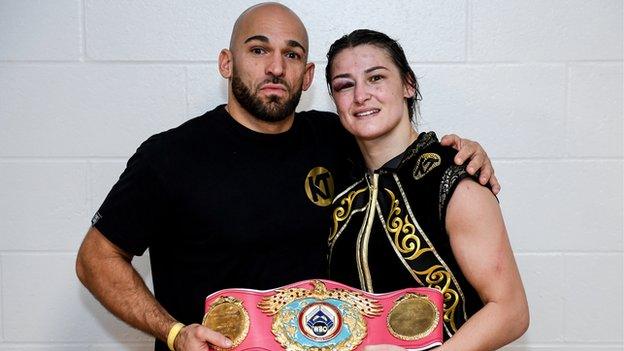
[231,74,302,123]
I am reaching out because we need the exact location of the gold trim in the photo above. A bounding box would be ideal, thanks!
[384,189,432,261]
[202,296,250,350]
[387,293,440,340]
[439,165,469,221]
[328,205,368,272]
[331,186,368,241]
[332,177,366,205]
[376,206,425,287]
[392,174,469,337]
[377,186,461,333]
[357,173,378,292]
[413,266,459,332]
[329,178,369,269]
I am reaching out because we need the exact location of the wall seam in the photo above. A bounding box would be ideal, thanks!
[564,62,571,158]
[86,159,93,222]
[1,254,4,341]
[184,65,190,120]
[79,0,87,61]
[465,0,471,62]
[562,253,568,342]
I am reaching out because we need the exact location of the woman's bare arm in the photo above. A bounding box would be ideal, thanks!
[439,178,529,350]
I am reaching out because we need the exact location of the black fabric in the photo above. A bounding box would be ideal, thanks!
[328,132,484,340]
[93,105,357,350]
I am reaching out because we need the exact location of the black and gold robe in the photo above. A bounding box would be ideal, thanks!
[328,132,485,339]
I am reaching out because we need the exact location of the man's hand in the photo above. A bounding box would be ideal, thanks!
[363,345,407,351]
[440,134,500,194]
[174,324,232,351]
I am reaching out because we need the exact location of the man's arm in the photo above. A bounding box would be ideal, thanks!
[440,134,500,194]
[76,227,232,351]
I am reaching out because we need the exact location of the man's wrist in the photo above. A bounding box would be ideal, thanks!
[167,322,185,351]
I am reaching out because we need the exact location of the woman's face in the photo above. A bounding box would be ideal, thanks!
[329,44,414,141]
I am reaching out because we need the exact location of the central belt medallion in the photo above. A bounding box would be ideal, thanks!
[299,302,342,341]
[259,280,377,350]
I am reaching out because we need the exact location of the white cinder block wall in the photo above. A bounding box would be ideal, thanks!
[0,0,622,350]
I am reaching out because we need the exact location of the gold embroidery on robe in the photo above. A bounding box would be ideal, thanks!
[330,185,368,242]
[383,185,466,336]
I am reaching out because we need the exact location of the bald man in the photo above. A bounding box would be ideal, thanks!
[76,3,497,351]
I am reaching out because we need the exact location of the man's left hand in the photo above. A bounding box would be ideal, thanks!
[440,134,500,195]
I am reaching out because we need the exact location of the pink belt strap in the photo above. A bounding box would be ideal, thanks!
[203,279,443,350]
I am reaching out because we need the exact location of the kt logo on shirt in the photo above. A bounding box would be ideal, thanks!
[305,167,334,207]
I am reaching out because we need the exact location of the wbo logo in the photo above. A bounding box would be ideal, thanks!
[305,167,334,207]
[307,307,334,336]
[298,302,342,342]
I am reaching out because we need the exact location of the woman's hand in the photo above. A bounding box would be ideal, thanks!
[440,134,500,194]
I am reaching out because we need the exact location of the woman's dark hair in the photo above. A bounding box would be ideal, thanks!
[325,29,421,122]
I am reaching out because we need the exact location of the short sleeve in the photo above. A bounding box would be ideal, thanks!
[438,164,472,225]
[91,136,168,256]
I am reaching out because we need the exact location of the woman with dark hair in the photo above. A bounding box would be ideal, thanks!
[326,29,529,350]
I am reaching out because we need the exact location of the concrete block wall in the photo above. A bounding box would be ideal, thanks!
[0,0,622,349]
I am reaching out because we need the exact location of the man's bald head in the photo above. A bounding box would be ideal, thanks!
[218,2,315,129]
[229,2,309,54]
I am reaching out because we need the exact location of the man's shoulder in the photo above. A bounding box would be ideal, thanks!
[150,104,226,138]
[167,105,226,137]
[294,109,346,137]
[296,109,338,118]
[135,105,226,157]
[296,109,340,124]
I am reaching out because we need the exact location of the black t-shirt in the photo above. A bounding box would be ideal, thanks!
[92,105,356,350]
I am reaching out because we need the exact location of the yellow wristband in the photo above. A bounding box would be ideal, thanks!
[167,322,185,351]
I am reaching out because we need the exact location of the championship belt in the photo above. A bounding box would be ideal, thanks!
[202,279,443,351]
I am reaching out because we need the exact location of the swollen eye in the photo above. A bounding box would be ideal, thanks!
[332,82,353,92]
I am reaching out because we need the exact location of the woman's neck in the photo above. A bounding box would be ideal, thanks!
[357,126,419,171]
